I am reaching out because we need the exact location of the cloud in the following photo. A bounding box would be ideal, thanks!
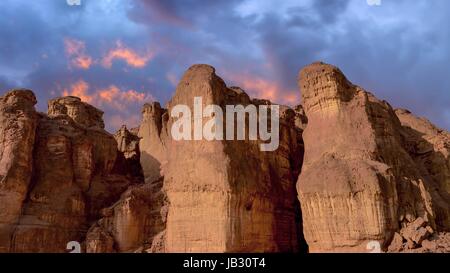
[225,71,299,105]
[60,80,154,131]
[0,0,449,131]
[97,85,155,110]
[62,80,92,103]
[64,38,93,70]
[101,41,154,69]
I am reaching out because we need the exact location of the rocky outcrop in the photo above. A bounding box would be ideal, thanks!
[113,125,143,178]
[138,102,168,183]
[1,62,449,253]
[0,90,38,253]
[87,102,171,253]
[297,62,449,252]
[0,93,139,252]
[161,65,303,252]
[395,108,450,222]
[86,180,166,253]
[48,96,104,128]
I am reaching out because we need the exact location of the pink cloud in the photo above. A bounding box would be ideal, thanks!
[96,85,155,110]
[64,38,93,70]
[101,41,155,69]
[61,81,154,131]
[62,80,93,103]
[226,72,300,105]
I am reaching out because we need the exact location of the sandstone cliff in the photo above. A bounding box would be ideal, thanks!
[0,62,448,253]
[87,65,306,253]
[0,90,38,253]
[297,62,449,252]
[160,65,304,252]
[0,93,140,252]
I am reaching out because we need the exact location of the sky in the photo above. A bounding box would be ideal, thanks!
[0,0,449,132]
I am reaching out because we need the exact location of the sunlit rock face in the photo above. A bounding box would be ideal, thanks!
[0,90,38,253]
[1,62,449,253]
[297,62,449,252]
[160,64,304,253]
[0,91,137,253]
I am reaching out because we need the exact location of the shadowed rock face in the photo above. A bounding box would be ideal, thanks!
[113,125,144,179]
[138,102,168,183]
[395,109,450,204]
[297,62,449,252]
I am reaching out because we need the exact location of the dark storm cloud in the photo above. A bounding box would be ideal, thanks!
[0,0,449,130]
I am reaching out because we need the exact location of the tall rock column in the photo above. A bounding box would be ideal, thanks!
[0,90,38,253]
[162,65,302,252]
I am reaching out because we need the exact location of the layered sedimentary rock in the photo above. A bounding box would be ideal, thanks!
[86,177,167,253]
[0,94,138,252]
[1,62,449,254]
[395,109,450,208]
[87,102,171,253]
[138,102,168,183]
[297,62,450,252]
[161,65,303,252]
[0,90,38,253]
[113,126,144,178]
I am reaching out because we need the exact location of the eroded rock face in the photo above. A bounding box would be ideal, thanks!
[395,108,450,230]
[1,62,449,254]
[86,179,167,253]
[0,90,38,253]
[138,102,168,183]
[83,66,306,253]
[48,96,105,129]
[0,92,138,253]
[161,64,303,252]
[297,62,449,252]
[113,126,144,178]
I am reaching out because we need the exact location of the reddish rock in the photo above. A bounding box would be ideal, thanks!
[387,233,404,252]
[1,62,449,254]
[0,93,138,253]
[162,64,303,252]
[297,62,449,252]
[0,90,38,253]
[113,125,143,178]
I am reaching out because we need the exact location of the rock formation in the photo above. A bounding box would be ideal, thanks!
[0,90,38,253]
[0,93,139,252]
[113,125,143,178]
[160,65,303,252]
[0,62,448,253]
[86,65,306,253]
[297,62,449,252]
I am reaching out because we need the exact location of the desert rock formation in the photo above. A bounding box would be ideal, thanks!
[0,90,38,253]
[0,62,448,253]
[161,65,303,252]
[0,93,139,252]
[297,62,449,252]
